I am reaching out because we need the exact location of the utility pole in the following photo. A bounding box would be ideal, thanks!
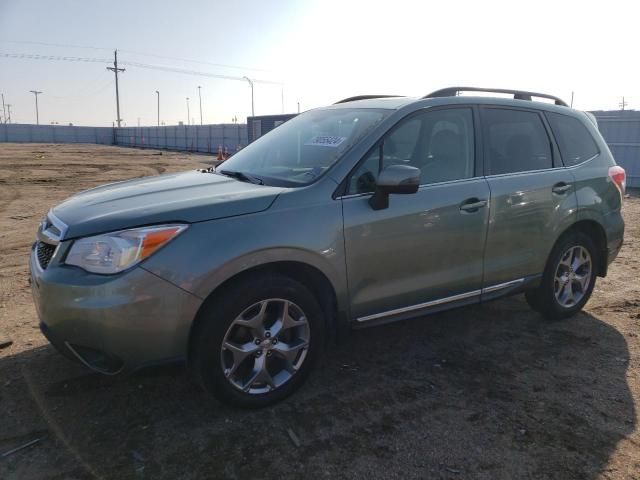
[6,104,12,123]
[1,94,6,124]
[619,96,628,111]
[297,101,300,113]
[106,50,125,128]
[186,97,190,125]
[242,76,255,116]
[570,91,574,108]
[155,90,160,127]
[29,90,42,125]
[197,86,203,125]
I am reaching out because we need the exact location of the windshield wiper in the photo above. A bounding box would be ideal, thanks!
[218,169,264,185]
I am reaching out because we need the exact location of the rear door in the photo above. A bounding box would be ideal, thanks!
[480,107,577,294]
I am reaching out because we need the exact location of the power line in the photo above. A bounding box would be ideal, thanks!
[118,49,273,74]
[0,39,112,52]
[0,52,111,63]
[0,52,282,85]
[119,59,282,85]
[0,39,271,73]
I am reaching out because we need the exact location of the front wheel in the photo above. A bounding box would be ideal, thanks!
[191,274,323,408]
[525,231,598,320]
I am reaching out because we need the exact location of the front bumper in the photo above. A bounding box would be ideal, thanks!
[30,246,202,373]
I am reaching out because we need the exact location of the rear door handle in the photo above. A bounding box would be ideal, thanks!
[552,182,572,194]
[459,198,488,213]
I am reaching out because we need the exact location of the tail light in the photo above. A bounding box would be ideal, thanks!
[608,166,626,201]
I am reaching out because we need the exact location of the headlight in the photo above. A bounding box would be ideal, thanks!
[65,224,188,274]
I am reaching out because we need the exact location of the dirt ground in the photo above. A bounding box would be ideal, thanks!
[0,143,639,480]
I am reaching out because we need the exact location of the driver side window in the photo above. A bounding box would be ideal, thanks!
[348,108,475,194]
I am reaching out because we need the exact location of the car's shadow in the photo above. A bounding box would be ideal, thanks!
[2,295,635,479]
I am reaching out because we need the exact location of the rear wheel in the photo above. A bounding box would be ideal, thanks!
[525,231,598,320]
[191,274,323,408]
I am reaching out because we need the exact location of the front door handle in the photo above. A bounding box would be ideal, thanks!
[552,182,572,194]
[459,198,488,213]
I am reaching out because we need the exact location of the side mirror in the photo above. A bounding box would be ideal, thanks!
[369,164,421,210]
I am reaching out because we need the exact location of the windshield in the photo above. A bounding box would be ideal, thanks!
[217,108,391,187]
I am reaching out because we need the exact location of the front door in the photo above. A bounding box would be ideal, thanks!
[341,107,491,322]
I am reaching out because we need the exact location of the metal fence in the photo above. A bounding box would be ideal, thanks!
[591,110,640,188]
[115,124,247,154]
[0,123,114,144]
[2,113,638,187]
[0,123,248,155]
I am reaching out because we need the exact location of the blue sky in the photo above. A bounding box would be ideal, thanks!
[1,0,638,126]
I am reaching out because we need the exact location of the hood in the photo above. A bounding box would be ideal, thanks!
[53,170,284,239]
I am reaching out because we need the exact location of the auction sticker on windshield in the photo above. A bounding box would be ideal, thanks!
[305,135,346,147]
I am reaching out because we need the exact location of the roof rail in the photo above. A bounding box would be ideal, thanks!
[424,87,569,107]
[334,95,403,104]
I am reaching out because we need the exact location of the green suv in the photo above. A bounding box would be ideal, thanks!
[31,87,626,407]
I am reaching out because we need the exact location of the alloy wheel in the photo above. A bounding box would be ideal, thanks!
[220,298,310,394]
[553,245,592,308]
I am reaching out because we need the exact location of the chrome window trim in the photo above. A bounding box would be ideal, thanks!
[483,151,600,179]
[337,155,599,197]
[356,278,525,323]
[337,176,484,200]
[484,166,564,179]
[564,152,600,169]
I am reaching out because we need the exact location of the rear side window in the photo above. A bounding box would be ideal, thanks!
[482,109,552,175]
[546,112,599,166]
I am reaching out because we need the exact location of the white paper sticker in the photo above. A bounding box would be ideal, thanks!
[305,135,346,147]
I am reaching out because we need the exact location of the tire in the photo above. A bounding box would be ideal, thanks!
[525,231,599,320]
[191,273,324,408]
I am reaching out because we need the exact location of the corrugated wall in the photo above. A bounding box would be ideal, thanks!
[591,110,640,188]
[0,123,248,156]
[2,112,638,187]
[115,124,248,154]
[0,124,114,144]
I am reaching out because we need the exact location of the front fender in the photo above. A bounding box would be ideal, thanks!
[141,201,349,318]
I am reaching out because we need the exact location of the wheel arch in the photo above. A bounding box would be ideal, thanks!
[187,260,343,364]
[555,219,608,277]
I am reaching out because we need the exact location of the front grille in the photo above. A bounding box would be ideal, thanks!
[36,242,56,269]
